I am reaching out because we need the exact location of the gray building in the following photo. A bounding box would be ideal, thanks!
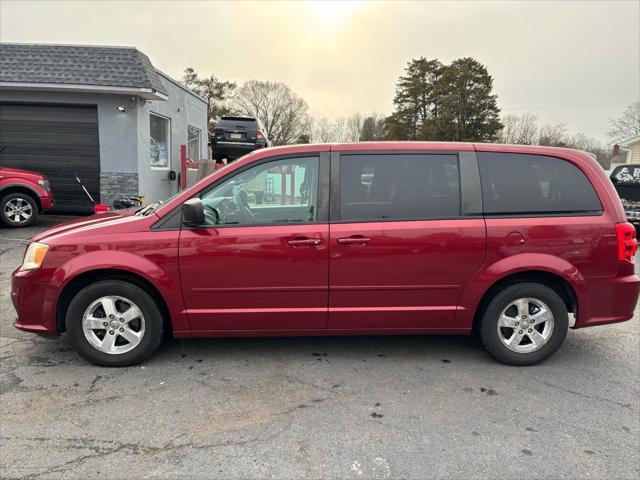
[0,43,208,212]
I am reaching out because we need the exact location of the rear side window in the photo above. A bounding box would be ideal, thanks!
[478,152,602,215]
[339,154,460,221]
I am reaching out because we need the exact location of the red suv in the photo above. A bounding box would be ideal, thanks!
[11,143,639,367]
[0,167,54,227]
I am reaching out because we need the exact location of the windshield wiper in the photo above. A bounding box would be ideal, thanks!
[137,200,164,216]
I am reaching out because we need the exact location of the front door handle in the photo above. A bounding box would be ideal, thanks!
[337,236,371,245]
[287,238,321,247]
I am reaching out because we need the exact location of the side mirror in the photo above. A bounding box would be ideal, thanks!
[167,170,177,181]
[182,198,205,227]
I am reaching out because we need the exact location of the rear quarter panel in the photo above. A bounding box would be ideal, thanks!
[456,145,626,329]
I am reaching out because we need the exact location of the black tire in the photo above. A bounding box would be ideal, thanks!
[479,282,569,366]
[0,192,38,227]
[66,280,164,367]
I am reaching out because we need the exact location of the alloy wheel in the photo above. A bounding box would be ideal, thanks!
[82,295,145,354]
[4,197,33,224]
[497,297,555,353]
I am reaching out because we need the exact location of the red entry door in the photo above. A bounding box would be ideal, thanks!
[328,151,486,330]
[329,219,486,330]
[179,225,328,332]
[179,154,329,332]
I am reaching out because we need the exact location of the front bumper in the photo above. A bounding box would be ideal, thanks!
[11,268,60,335]
[40,194,54,210]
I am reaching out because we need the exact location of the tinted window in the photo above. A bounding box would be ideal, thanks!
[201,156,319,226]
[339,154,460,221]
[217,117,258,129]
[478,152,602,215]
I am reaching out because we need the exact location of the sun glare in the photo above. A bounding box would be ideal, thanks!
[306,0,366,28]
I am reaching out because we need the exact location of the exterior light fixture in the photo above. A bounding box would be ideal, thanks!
[117,106,127,113]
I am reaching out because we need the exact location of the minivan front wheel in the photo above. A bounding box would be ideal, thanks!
[66,280,164,367]
[480,283,568,366]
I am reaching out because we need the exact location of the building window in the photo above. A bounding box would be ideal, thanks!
[187,125,201,161]
[150,113,170,169]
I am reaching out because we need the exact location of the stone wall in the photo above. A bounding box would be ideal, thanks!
[100,171,139,208]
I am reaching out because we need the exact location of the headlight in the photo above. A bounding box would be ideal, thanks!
[22,242,49,270]
[38,179,51,191]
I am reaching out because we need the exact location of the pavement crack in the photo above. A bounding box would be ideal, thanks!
[531,376,635,410]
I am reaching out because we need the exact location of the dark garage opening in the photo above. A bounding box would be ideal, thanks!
[0,102,100,213]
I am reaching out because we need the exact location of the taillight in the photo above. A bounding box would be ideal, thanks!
[256,130,265,140]
[616,222,637,263]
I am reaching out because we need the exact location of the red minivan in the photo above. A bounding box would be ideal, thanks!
[11,143,639,367]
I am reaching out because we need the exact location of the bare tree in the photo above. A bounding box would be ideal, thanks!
[609,100,640,144]
[346,113,363,142]
[310,113,369,143]
[312,117,335,143]
[498,113,538,144]
[332,117,352,143]
[538,123,568,147]
[564,132,609,168]
[233,80,310,145]
[497,112,609,168]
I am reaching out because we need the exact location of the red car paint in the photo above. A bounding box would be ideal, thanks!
[11,142,639,340]
[0,166,54,210]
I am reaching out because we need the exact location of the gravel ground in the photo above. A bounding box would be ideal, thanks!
[1,215,638,480]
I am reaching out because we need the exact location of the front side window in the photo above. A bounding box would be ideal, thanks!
[201,156,319,226]
[339,154,460,221]
[478,152,602,215]
[187,126,201,161]
[150,113,170,168]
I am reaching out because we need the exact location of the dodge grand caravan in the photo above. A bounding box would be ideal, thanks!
[12,142,639,367]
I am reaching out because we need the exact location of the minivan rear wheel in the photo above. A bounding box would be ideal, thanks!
[66,280,164,367]
[479,283,568,366]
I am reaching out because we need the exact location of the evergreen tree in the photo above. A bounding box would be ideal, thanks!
[385,57,502,142]
[391,58,443,140]
[180,67,236,125]
[437,58,502,142]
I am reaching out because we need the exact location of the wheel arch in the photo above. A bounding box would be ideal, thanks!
[56,268,172,335]
[0,185,42,211]
[471,270,578,332]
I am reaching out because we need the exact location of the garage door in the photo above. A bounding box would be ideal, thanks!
[0,103,100,213]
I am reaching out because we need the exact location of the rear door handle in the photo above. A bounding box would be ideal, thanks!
[337,236,371,245]
[287,238,321,247]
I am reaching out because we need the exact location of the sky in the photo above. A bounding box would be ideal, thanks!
[1,0,639,144]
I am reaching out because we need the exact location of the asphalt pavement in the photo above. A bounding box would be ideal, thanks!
[1,215,638,479]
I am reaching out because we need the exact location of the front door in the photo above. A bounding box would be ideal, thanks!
[148,112,177,202]
[329,151,486,330]
[179,153,329,332]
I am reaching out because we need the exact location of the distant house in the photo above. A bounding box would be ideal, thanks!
[609,144,630,168]
[622,135,640,164]
[0,43,208,212]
